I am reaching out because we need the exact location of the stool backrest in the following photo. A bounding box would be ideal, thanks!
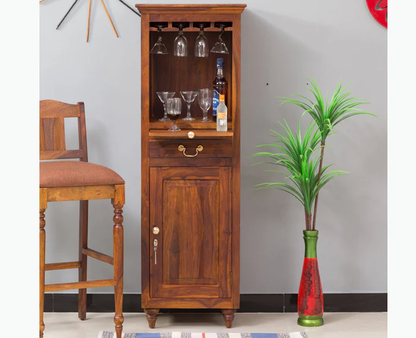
[40,100,88,162]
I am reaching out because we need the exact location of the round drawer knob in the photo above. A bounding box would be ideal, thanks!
[188,131,195,139]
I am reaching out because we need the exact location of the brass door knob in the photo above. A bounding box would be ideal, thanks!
[152,226,160,235]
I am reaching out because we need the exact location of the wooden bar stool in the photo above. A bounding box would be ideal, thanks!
[39,100,125,338]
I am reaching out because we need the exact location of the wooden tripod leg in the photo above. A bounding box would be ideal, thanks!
[86,0,92,42]
[100,0,119,37]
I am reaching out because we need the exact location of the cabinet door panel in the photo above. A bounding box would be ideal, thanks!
[150,167,231,299]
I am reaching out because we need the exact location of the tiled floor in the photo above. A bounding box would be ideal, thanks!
[43,312,387,338]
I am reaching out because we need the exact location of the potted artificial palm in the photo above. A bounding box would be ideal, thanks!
[252,79,375,326]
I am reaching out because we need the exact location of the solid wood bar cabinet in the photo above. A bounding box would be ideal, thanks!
[136,4,246,328]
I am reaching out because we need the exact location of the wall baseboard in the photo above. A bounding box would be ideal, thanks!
[44,293,387,313]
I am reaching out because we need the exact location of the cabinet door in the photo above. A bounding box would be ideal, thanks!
[149,167,232,299]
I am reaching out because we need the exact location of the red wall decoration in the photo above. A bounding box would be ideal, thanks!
[366,0,388,28]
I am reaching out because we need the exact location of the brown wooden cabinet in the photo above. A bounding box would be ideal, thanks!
[136,4,246,328]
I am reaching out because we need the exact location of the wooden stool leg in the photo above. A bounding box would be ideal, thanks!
[221,309,236,328]
[78,200,89,320]
[112,186,124,338]
[39,208,46,338]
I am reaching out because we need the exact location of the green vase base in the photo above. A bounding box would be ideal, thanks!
[297,314,324,327]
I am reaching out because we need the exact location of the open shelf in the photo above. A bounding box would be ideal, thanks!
[149,119,232,130]
[149,28,233,124]
[149,129,233,140]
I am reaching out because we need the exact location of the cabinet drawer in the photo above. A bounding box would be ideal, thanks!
[149,140,233,158]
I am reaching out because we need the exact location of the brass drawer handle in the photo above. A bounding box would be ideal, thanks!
[178,144,203,157]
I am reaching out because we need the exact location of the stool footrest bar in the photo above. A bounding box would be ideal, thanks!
[45,261,81,271]
[45,279,116,292]
[82,248,114,265]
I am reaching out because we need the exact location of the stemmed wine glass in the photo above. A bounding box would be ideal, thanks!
[167,98,182,131]
[150,25,168,55]
[198,88,212,122]
[173,24,187,57]
[156,91,175,121]
[195,24,209,57]
[180,91,198,121]
[210,25,229,54]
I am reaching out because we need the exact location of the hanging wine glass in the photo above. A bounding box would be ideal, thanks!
[157,91,175,121]
[173,24,188,57]
[180,91,198,121]
[150,25,168,55]
[198,88,212,122]
[210,25,229,54]
[195,24,209,57]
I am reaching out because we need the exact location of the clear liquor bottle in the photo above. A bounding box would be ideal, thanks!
[216,94,228,132]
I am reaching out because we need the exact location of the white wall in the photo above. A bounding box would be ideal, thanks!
[40,0,387,294]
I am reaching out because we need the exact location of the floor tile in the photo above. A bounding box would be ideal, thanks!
[43,312,387,338]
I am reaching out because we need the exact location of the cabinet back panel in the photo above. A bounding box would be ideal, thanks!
[150,31,233,121]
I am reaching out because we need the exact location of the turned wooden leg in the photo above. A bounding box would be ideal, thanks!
[113,186,124,338]
[39,189,47,338]
[78,200,89,320]
[222,309,236,328]
[144,308,160,329]
[40,208,46,337]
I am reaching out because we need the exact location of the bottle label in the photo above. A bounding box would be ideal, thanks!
[213,90,220,117]
[217,112,226,119]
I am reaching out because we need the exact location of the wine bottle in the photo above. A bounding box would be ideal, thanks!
[216,94,228,132]
[212,58,228,122]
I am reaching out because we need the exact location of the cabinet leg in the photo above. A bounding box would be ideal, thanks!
[221,309,236,328]
[144,308,160,328]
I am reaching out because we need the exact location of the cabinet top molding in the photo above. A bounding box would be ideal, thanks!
[135,4,247,15]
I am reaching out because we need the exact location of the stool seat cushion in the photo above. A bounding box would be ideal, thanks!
[40,161,125,188]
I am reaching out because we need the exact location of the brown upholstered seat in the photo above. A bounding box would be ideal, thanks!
[40,161,125,188]
[39,100,124,338]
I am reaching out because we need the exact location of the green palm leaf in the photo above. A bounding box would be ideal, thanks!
[280,78,376,141]
[276,78,375,230]
[251,120,346,230]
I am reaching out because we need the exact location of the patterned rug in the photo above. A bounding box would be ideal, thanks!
[97,333,308,338]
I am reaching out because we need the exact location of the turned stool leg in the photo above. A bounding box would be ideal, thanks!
[222,309,236,328]
[78,200,89,320]
[39,208,46,337]
[113,186,124,338]
[39,189,47,338]
[145,308,160,328]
